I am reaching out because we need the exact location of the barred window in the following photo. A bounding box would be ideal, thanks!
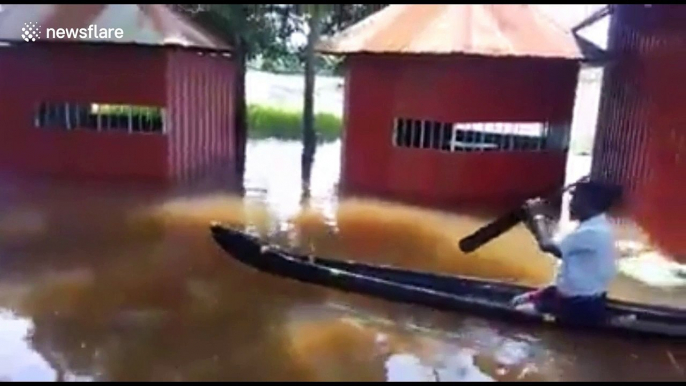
[392,118,569,152]
[35,102,164,134]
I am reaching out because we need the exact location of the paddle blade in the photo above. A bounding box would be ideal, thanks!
[458,208,527,253]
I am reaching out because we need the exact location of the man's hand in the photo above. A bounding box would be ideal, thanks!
[522,198,563,258]
[523,198,549,217]
[522,198,548,233]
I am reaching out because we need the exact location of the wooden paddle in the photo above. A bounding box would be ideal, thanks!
[458,177,588,254]
[458,206,529,253]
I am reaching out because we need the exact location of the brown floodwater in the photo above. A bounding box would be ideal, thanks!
[0,139,684,382]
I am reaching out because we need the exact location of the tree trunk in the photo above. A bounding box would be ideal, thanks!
[301,8,321,191]
[233,38,248,177]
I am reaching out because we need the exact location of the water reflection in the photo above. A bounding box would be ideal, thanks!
[0,312,54,382]
[0,139,684,381]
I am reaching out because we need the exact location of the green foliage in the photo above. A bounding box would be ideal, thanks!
[247,104,341,142]
[171,4,387,147]
[173,4,295,62]
[320,4,388,35]
[265,4,388,74]
[253,53,345,76]
[174,4,388,75]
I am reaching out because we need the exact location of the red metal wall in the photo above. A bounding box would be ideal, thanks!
[165,49,235,181]
[591,5,686,261]
[591,5,665,198]
[341,55,579,208]
[0,43,168,180]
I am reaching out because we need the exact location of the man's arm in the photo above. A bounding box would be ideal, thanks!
[526,213,563,259]
[522,197,562,258]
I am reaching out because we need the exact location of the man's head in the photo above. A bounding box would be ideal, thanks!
[569,180,623,221]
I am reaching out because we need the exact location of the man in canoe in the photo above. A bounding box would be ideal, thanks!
[511,180,624,325]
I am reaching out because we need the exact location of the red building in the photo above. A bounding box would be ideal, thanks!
[319,4,583,209]
[591,4,686,261]
[0,4,236,182]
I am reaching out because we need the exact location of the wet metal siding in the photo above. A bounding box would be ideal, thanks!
[0,44,169,180]
[591,7,653,195]
[342,55,579,209]
[0,43,236,182]
[593,4,686,259]
[166,49,235,181]
[328,4,582,209]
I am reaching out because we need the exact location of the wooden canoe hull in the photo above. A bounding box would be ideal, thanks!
[210,224,686,339]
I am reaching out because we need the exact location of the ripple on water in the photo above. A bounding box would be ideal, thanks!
[282,302,562,382]
[0,139,684,382]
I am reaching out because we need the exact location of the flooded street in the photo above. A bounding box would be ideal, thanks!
[0,139,684,381]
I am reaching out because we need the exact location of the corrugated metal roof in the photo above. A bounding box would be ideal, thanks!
[317,4,582,59]
[0,4,231,51]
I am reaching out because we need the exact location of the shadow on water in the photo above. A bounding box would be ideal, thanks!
[0,139,684,381]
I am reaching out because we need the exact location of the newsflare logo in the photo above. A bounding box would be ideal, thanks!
[21,22,41,42]
[20,23,125,42]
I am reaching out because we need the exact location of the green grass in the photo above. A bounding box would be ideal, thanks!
[92,102,343,142]
[247,104,341,142]
[93,104,161,118]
